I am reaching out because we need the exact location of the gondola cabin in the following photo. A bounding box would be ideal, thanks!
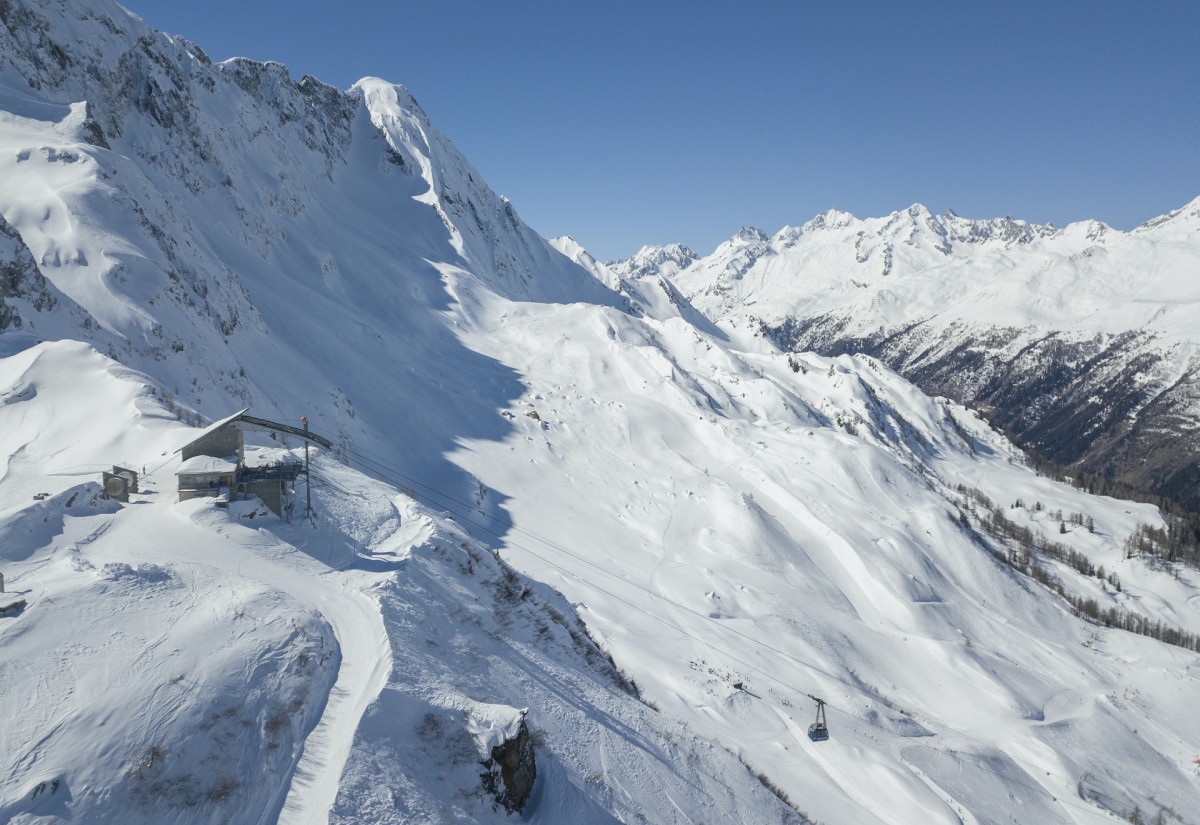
[807,696,829,742]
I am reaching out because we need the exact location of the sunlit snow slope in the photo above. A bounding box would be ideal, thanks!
[617,203,1200,511]
[0,1,1198,824]
[0,343,797,824]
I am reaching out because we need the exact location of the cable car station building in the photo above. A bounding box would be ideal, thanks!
[176,409,332,517]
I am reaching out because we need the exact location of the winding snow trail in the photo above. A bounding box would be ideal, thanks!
[276,584,391,825]
[111,487,394,825]
[185,518,394,825]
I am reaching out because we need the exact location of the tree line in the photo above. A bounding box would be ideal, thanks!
[953,485,1200,654]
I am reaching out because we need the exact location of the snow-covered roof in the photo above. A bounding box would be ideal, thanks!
[176,455,238,475]
[176,408,250,454]
[242,446,301,469]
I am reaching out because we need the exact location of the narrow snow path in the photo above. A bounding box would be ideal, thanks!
[187,519,394,825]
[900,759,981,825]
[112,490,394,825]
[276,584,391,825]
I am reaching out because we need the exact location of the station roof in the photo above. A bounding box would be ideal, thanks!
[176,455,238,475]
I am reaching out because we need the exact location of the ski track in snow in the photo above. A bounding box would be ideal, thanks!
[176,510,395,825]
[30,461,396,825]
[901,758,979,825]
[275,585,391,825]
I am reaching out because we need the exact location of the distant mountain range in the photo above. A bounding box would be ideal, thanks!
[614,198,1200,510]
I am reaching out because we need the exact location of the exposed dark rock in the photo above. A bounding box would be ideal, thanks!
[0,214,57,330]
[768,314,1200,512]
[479,717,536,814]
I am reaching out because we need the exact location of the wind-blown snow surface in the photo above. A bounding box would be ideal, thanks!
[1,1,1199,823]
[448,281,1200,824]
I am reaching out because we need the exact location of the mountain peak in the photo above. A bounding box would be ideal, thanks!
[607,242,699,280]
[798,208,859,233]
[732,226,769,243]
[1134,193,1200,237]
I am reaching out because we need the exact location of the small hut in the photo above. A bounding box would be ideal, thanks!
[102,465,139,502]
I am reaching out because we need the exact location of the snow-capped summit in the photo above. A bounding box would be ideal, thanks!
[0,0,624,503]
[607,241,699,281]
[732,225,769,243]
[636,197,1200,510]
[799,207,858,233]
[1134,192,1200,240]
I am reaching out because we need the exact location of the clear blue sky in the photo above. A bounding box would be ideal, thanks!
[133,0,1199,261]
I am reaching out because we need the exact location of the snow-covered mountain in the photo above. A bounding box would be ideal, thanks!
[2,1,1200,824]
[619,200,1200,512]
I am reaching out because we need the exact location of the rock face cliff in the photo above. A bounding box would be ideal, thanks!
[616,200,1200,509]
[0,213,64,333]
[480,715,537,814]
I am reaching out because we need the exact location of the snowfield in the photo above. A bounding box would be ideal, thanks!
[0,343,799,824]
[0,0,1198,823]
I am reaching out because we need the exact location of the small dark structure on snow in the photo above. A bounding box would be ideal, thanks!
[176,409,332,518]
[102,465,139,502]
[0,571,25,616]
[807,694,829,742]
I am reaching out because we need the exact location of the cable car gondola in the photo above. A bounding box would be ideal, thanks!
[807,695,829,742]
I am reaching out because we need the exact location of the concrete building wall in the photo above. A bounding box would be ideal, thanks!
[182,424,242,462]
[177,471,234,505]
[102,473,129,502]
[243,480,284,516]
[112,466,139,493]
[179,488,215,503]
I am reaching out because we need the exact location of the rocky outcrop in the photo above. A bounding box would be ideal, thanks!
[768,313,1200,511]
[0,215,57,331]
[480,716,537,814]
